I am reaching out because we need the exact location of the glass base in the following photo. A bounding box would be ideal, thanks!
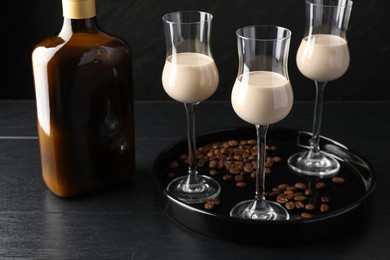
[230,199,290,220]
[166,175,221,204]
[288,150,340,178]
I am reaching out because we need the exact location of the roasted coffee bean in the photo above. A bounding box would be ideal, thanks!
[285,201,295,210]
[278,183,289,190]
[169,161,179,168]
[236,181,247,188]
[204,202,214,210]
[320,204,330,213]
[316,181,326,189]
[294,182,307,190]
[272,156,281,162]
[276,196,288,204]
[320,196,330,203]
[284,193,294,200]
[332,176,345,184]
[304,189,313,196]
[286,186,297,191]
[295,201,305,209]
[207,198,221,206]
[243,164,254,173]
[209,169,218,176]
[197,160,205,167]
[222,174,232,181]
[234,175,244,182]
[305,203,316,211]
[247,139,257,145]
[209,160,218,169]
[301,212,313,219]
[228,166,241,175]
[269,191,280,197]
[294,195,308,202]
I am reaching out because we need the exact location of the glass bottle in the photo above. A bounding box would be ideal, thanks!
[31,0,135,197]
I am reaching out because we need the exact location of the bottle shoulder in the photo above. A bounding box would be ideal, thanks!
[34,29,129,49]
[32,29,132,66]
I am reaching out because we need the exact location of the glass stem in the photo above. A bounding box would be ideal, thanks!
[254,125,269,205]
[309,81,327,157]
[184,103,200,185]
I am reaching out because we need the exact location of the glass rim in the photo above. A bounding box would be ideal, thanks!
[162,10,213,25]
[305,0,353,8]
[236,25,292,42]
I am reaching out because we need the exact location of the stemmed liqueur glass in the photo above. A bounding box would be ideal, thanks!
[230,25,293,220]
[162,11,221,204]
[287,0,353,178]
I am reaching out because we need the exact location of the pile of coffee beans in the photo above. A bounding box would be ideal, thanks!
[267,177,345,219]
[166,138,346,219]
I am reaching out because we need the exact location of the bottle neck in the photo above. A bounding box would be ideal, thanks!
[60,0,98,36]
[62,17,98,32]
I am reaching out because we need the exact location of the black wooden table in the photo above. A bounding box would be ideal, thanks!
[0,100,389,259]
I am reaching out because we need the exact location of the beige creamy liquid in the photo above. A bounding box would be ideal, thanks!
[296,34,349,82]
[231,71,293,125]
[162,52,219,104]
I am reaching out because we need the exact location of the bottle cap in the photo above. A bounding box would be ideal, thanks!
[62,0,96,19]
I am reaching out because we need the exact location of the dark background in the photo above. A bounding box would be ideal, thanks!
[2,0,388,101]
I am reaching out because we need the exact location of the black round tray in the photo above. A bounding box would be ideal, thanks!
[153,126,376,245]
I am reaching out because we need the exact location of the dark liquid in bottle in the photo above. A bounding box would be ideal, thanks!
[33,31,135,197]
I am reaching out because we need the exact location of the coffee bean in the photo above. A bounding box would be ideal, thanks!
[286,186,297,191]
[294,182,307,190]
[228,165,240,175]
[320,204,330,213]
[207,198,221,205]
[243,164,254,173]
[209,160,218,169]
[247,139,256,145]
[278,183,289,190]
[222,174,232,181]
[236,181,247,188]
[285,201,295,210]
[332,176,345,184]
[283,190,295,195]
[294,195,308,202]
[320,196,330,203]
[269,191,280,197]
[295,201,305,209]
[276,196,288,204]
[204,202,214,210]
[305,203,316,211]
[316,182,326,189]
[234,175,244,182]
[250,171,256,178]
[304,189,313,196]
[209,169,218,176]
[300,212,313,219]
[169,161,179,168]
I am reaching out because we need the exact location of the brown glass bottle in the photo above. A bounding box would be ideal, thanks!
[32,0,135,197]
